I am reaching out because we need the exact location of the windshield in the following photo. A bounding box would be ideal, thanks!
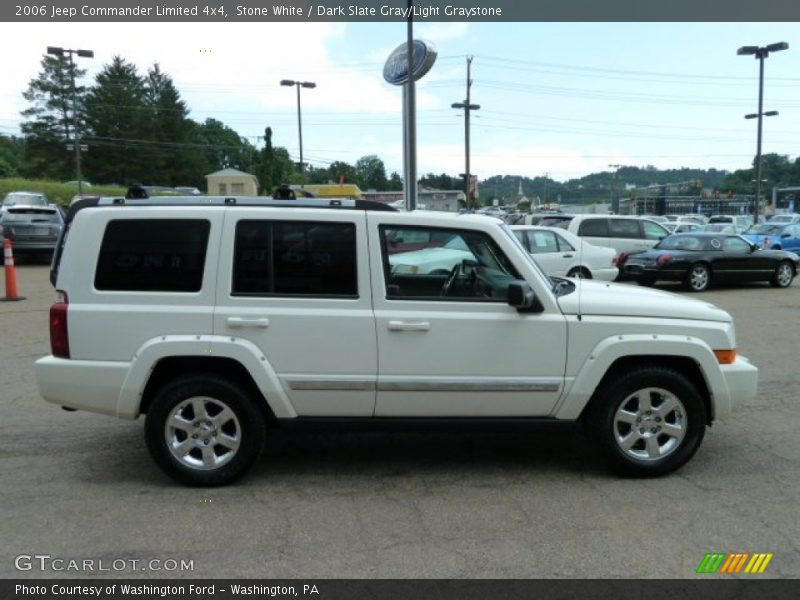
[747,223,785,235]
[656,235,704,250]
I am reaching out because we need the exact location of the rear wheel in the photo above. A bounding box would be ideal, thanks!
[770,260,795,288]
[567,267,592,279]
[145,375,267,486]
[684,263,711,292]
[586,367,706,476]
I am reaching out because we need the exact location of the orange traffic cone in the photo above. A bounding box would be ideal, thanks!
[2,238,25,302]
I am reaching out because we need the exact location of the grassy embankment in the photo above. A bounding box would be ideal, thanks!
[0,178,128,206]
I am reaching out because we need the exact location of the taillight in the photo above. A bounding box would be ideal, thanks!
[613,252,629,267]
[50,290,70,358]
[656,255,672,267]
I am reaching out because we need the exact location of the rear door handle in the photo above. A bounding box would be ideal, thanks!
[562,253,574,258]
[227,317,270,328]
[388,321,431,332]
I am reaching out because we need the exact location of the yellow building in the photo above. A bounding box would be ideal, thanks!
[205,168,259,196]
[291,183,363,199]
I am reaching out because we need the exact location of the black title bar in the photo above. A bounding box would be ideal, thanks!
[4,0,800,21]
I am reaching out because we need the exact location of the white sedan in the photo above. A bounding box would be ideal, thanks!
[510,225,618,281]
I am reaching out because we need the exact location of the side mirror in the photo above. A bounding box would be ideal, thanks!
[507,281,540,311]
[750,243,758,252]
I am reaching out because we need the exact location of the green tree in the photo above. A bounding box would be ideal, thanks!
[420,172,458,190]
[19,52,87,180]
[326,160,357,186]
[83,56,150,184]
[145,63,193,185]
[0,135,25,177]
[192,118,256,175]
[387,171,403,191]
[355,154,387,190]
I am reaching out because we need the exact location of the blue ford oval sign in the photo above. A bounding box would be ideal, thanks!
[383,40,437,86]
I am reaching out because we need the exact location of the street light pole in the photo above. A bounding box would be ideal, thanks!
[609,164,622,214]
[280,79,316,187]
[737,42,788,223]
[47,46,93,197]
[452,56,479,209]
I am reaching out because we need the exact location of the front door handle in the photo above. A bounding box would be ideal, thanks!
[562,253,574,258]
[388,321,431,332]
[227,317,270,328]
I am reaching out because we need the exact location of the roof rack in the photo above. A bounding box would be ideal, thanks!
[63,195,397,224]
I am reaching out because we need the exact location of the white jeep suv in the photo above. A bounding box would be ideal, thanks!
[35,196,758,485]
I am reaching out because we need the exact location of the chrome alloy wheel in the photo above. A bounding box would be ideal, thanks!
[776,263,793,287]
[688,264,709,291]
[165,396,241,470]
[613,387,687,461]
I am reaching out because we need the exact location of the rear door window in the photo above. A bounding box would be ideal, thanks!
[607,219,641,239]
[233,220,358,297]
[577,218,609,237]
[527,230,559,254]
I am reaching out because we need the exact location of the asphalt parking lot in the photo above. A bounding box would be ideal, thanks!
[1,262,799,579]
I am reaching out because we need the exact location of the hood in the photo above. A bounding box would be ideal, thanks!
[556,279,732,323]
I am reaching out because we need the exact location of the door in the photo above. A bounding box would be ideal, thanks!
[214,210,377,416]
[371,220,567,417]
[715,235,769,282]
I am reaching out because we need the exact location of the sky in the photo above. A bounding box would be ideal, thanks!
[0,21,798,183]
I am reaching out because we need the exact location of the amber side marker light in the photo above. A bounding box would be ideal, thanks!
[714,350,737,364]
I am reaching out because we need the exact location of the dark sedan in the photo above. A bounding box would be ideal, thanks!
[622,232,799,292]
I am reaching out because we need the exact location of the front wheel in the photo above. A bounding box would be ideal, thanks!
[770,260,795,288]
[145,375,267,486]
[586,367,707,476]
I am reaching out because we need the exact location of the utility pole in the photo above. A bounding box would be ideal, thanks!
[542,172,549,209]
[452,56,480,209]
[609,164,622,214]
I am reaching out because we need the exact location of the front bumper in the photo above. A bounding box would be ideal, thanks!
[716,355,758,419]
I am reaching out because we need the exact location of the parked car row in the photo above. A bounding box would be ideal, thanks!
[621,232,798,291]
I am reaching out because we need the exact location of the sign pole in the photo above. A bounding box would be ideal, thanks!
[404,1,417,211]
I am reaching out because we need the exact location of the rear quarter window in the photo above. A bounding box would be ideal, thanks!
[94,219,211,292]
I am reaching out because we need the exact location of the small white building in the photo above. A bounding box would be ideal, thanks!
[205,168,259,196]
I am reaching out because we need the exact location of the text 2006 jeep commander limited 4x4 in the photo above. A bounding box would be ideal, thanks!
[35,196,758,485]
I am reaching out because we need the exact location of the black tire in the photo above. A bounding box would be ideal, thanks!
[770,260,795,288]
[585,367,707,477]
[145,374,267,486]
[567,267,592,279]
[683,262,711,292]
